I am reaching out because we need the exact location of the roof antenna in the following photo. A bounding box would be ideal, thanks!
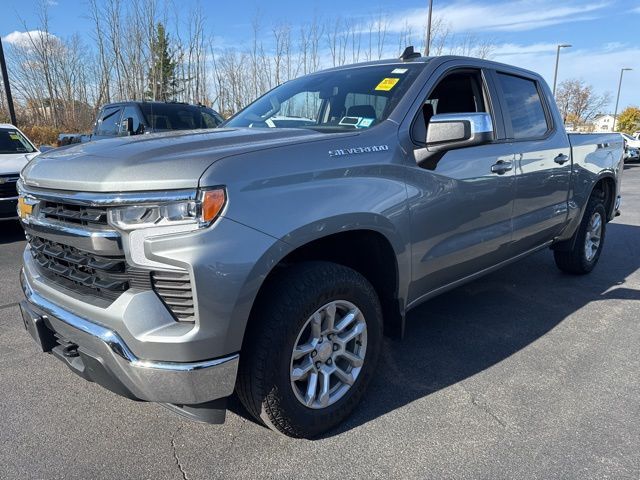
[400,46,421,61]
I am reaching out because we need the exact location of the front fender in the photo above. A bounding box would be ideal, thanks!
[224,212,412,352]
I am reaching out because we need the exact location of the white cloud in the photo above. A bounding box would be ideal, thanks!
[491,43,560,56]
[383,1,609,34]
[2,30,58,47]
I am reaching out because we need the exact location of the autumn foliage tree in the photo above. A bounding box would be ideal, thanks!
[617,107,640,134]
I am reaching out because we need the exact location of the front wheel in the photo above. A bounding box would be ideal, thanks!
[554,196,607,274]
[236,261,382,438]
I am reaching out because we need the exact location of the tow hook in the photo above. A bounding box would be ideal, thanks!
[61,343,79,358]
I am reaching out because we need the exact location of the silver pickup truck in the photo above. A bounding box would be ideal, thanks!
[17,52,623,438]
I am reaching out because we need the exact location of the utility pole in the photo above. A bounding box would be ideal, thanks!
[0,37,17,126]
[612,67,632,132]
[425,0,433,57]
[552,44,572,97]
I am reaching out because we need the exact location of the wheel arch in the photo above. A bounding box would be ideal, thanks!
[231,220,409,354]
[590,174,617,221]
[553,172,616,252]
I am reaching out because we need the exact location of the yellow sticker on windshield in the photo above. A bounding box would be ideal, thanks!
[9,134,19,140]
[375,77,400,91]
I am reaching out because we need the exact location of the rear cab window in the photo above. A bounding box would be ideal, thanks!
[496,73,550,140]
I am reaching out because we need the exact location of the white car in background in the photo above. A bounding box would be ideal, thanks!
[621,133,640,162]
[0,124,39,221]
[626,147,639,162]
[621,133,640,149]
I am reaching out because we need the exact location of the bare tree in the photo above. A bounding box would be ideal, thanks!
[0,1,545,128]
[556,79,611,126]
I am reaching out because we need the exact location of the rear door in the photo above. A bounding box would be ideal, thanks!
[494,71,571,253]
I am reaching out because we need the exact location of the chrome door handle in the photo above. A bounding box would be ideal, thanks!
[491,160,513,175]
[554,153,570,165]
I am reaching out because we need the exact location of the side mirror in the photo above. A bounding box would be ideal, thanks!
[124,117,135,136]
[426,113,494,153]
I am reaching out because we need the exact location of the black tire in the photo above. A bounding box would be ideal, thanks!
[236,261,383,438]
[554,195,607,274]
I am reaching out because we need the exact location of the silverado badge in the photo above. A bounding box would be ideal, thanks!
[329,145,389,157]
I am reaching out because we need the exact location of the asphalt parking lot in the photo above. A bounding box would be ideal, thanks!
[1,165,639,480]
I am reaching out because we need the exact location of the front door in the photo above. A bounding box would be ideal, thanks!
[405,68,516,303]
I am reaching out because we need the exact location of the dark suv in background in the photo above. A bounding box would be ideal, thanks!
[90,101,224,141]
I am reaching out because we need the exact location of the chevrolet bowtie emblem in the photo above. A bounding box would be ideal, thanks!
[0,178,7,184]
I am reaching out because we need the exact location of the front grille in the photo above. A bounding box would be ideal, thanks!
[0,175,18,199]
[152,271,195,322]
[23,189,196,321]
[39,201,108,228]
[29,235,150,301]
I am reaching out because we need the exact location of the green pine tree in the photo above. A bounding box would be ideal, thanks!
[147,23,178,101]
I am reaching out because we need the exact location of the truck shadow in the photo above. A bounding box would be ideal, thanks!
[0,221,25,245]
[229,222,640,437]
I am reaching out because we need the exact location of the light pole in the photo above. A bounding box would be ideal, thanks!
[552,44,572,96]
[0,38,17,126]
[425,0,433,56]
[612,67,632,132]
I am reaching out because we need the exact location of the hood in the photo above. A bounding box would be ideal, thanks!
[21,128,335,192]
[1,152,38,176]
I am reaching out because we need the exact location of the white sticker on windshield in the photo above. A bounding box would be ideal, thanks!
[391,68,408,74]
[358,118,374,128]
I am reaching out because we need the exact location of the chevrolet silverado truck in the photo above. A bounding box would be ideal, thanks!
[17,51,623,438]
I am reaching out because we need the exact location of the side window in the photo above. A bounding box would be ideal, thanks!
[427,72,486,115]
[496,73,549,139]
[412,70,486,143]
[96,107,123,136]
[120,106,144,135]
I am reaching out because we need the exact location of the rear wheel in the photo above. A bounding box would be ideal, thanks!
[236,261,382,438]
[554,196,607,274]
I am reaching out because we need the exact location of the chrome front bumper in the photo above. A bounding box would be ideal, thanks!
[20,269,239,405]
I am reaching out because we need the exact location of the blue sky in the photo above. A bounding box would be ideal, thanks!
[1,0,639,111]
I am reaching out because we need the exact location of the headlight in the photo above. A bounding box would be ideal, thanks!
[107,188,226,231]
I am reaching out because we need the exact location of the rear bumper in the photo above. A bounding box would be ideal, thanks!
[19,269,239,405]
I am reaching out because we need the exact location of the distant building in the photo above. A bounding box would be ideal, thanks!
[591,114,616,132]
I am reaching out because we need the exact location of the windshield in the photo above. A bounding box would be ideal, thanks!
[140,104,222,130]
[224,64,425,132]
[0,128,36,154]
